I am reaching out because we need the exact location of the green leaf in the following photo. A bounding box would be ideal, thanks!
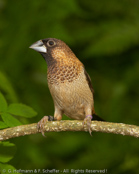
[0,121,8,129]
[7,103,37,118]
[1,113,22,127]
[0,163,19,174]
[0,141,16,163]
[0,92,7,112]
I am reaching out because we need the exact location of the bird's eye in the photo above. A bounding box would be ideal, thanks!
[47,40,56,47]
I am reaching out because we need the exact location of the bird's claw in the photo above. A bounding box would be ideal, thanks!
[83,115,93,136]
[37,115,54,136]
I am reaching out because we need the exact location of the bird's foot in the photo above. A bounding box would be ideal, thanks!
[83,115,93,136]
[37,115,54,136]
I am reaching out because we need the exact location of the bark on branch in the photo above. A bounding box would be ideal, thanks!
[0,120,139,141]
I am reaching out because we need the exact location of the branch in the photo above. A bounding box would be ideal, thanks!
[0,120,139,141]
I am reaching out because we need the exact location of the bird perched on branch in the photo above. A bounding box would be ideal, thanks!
[30,38,104,135]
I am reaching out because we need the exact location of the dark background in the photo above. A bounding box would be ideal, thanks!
[0,0,139,173]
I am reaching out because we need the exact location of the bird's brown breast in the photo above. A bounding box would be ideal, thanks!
[47,62,82,84]
[47,59,94,119]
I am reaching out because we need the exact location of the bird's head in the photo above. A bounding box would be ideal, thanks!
[29,38,77,66]
[30,38,84,83]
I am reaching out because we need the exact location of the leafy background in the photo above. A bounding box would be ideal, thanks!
[0,0,139,173]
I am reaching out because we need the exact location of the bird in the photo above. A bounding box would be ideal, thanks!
[29,38,104,135]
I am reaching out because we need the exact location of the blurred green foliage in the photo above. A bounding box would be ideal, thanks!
[0,0,139,173]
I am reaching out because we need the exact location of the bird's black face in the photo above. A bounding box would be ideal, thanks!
[29,38,58,60]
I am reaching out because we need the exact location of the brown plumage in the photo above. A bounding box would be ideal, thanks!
[29,38,104,135]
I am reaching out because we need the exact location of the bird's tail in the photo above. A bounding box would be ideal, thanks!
[92,114,105,121]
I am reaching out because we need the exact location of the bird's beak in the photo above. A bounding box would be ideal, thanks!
[29,40,47,53]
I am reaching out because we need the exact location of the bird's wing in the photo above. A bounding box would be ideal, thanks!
[84,69,94,94]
